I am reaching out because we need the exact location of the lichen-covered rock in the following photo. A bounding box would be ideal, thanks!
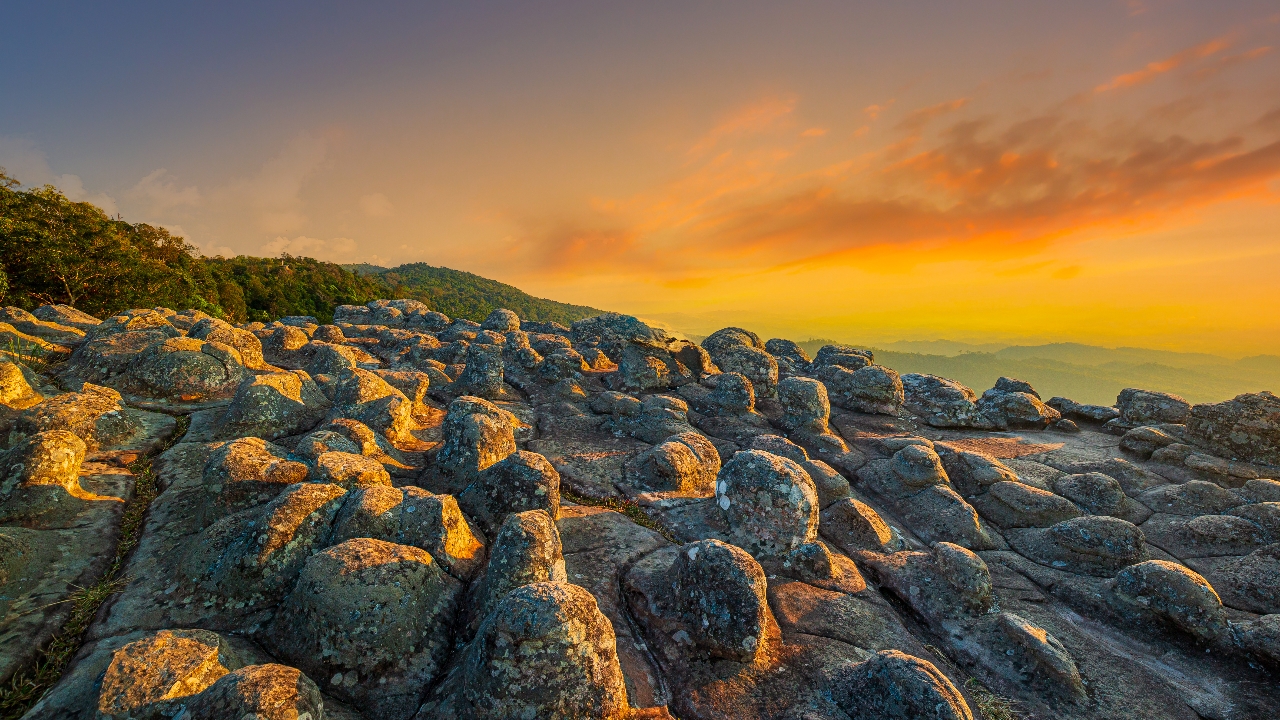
[820,497,902,553]
[668,539,771,662]
[1138,480,1240,516]
[451,342,505,399]
[978,481,1081,528]
[457,449,560,536]
[705,344,778,398]
[1120,425,1178,459]
[1047,396,1120,423]
[1009,515,1149,576]
[182,483,349,607]
[433,395,517,495]
[0,359,41,411]
[199,437,309,524]
[261,325,310,365]
[813,344,873,369]
[831,650,973,720]
[1112,560,1228,641]
[716,450,819,558]
[430,582,630,720]
[777,376,830,435]
[1116,388,1191,427]
[470,509,566,630]
[124,336,249,401]
[901,374,995,429]
[32,303,102,331]
[597,392,698,444]
[12,383,144,450]
[934,542,994,612]
[189,317,272,371]
[890,444,949,489]
[1186,391,1280,467]
[814,363,905,415]
[766,338,811,375]
[0,306,84,345]
[939,448,1020,496]
[482,308,521,333]
[269,538,461,718]
[977,387,1061,430]
[96,629,233,719]
[0,429,88,523]
[312,451,393,489]
[330,485,486,580]
[571,312,672,361]
[624,437,713,493]
[212,371,330,440]
[184,664,325,720]
[998,612,1085,701]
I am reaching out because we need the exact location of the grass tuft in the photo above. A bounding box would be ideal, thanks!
[561,489,679,544]
[0,415,189,719]
[965,677,1020,720]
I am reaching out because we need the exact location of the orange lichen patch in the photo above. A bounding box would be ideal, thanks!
[937,437,1063,458]
[329,537,435,574]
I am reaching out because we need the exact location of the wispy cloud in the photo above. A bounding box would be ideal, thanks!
[1094,37,1232,92]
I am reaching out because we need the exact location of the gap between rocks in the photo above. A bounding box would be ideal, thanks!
[0,414,191,719]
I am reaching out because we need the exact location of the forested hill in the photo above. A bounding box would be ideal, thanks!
[346,263,603,327]
[0,169,604,325]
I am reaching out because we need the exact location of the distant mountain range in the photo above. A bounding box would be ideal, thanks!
[794,339,1280,406]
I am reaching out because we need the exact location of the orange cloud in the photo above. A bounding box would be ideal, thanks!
[801,127,828,138]
[1095,37,1232,92]
[687,96,796,156]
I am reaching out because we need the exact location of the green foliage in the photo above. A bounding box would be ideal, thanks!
[0,169,225,317]
[204,255,389,324]
[352,262,603,325]
[0,168,602,326]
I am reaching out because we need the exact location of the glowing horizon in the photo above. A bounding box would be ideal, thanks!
[3,2,1278,354]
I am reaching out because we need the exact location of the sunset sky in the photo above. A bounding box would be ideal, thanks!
[3,2,1279,354]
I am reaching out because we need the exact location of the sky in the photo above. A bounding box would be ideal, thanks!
[2,1,1279,355]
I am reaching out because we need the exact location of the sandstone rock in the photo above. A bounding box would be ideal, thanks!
[625,437,713,493]
[1112,560,1228,641]
[1138,480,1240,516]
[998,612,1085,701]
[1238,478,1280,504]
[1186,391,1280,467]
[978,481,1082,528]
[189,317,271,370]
[11,383,144,450]
[184,663,325,720]
[1116,388,1191,427]
[820,497,902,553]
[62,329,171,387]
[470,509,566,630]
[1046,396,1120,423]
[814,363,904,415]
[482,308,521,333]
[431,581,630,720]
[1207,543,1280,614]
[901,373,994,429]
[32,303,101,331]
[1053,472,1150,524]
[777,376,831,436]
[705,344,778,398]
[1009,515,1148,576]
[433,395,517,494]
[1238,614,1280,666]
[977,387,1061,430]
[84,309,179,341]
[199,437,309,524]
[1228,502,1280,542]
[330,485,486,580]
[765,338,811,375]
[96,629,232,719]
[312,451,393,489]
[183,483,349,608]
[1121,425,1178,459]
[938,448,1019,496]
[890,444,949,489]
[0,306,84,345]
[0,430,88,524]
[261,325,310,366]
[125,336,249,401]
[457,449,560,536]
[269,538,461,718]
[812,344,873,370]
[212,371,330,440]
[716,450,819,558]
[0,359,41,411]
[571,313,673,363]
[934,542,994,612]
[831,650,973,720]
[598,392,698,444]
[669,539,771,662]
[293,428,363,460]
[451,342,504,398]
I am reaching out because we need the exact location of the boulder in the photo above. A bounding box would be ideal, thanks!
[469,509,566,630]
[978,481,1082,528]
[481,308,521,333]
[451,343,505,399]
[124,336,249,401]
[1116,388,1191,427]
[312,451,393,489]
[32,304,101,331]
[668,539,771,662]
[1046,396,1120,423]
[831,650,973,720]
[211,371,330,440]
[457,450,560,536]
[624,437,714,494]
[433,396,517,495]
[820,497,902,554]
[184,664,325,720]
[814,363,904,415]
[0,359,41,411]
[716,450,819,558]
[329,485,486,580]
[1186,391,1280,467]
[430,582,630,720]
[96,629,234,719]
[901,374,994,429]
[199,437,309,524]
[1009,515,1149,576]
[812,344,874,370]
[977,387,1061,430]
[0,306,84,345]
[998,612,1086,701]
[269,538,461,718]
[1112,560,1228,641]
[189,317,272,370]
[0,430,88,523]
[11,383,144,450]
[704,344,778,398]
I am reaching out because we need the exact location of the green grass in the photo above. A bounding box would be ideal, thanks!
[965,676,1020,720]
[561,489,679,544]
[0,415,189,719]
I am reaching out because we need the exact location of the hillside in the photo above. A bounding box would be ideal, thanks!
[347,262,604,326]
